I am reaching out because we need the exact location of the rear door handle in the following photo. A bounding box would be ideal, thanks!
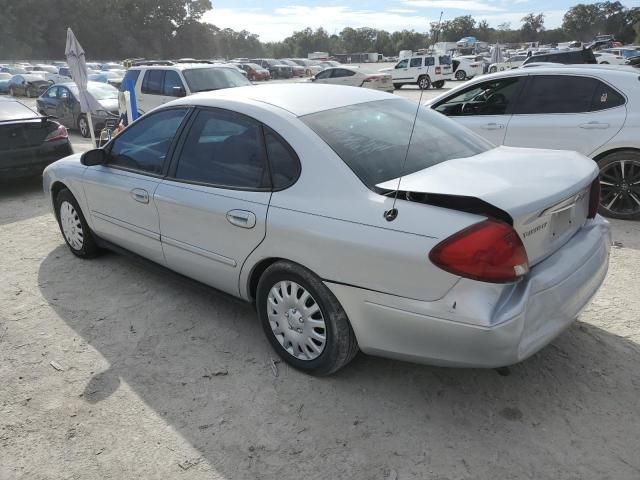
[226,210,256,229]
[579,122,610,129]
[482,123,505,130]
[130,188,149,204]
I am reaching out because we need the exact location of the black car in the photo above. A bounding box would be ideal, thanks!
[249,59,293,79]
[8,74,51,97]
[521,48,597,67]
[0,98,73,179]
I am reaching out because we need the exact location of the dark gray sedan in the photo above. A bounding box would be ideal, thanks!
[36,81,119,138]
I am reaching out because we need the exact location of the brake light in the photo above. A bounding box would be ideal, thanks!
[44,124,68,142]
[588,177,600,219]
[363,76,374,82]
[435,66,441,74]
[429,220,529,283]
[470,63,479,67]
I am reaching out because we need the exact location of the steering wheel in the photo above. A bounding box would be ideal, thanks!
[486,93,507,104]
[460,103,476,114]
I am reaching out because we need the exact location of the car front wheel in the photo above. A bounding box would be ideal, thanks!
[55,189,100,258]
[256,261,358,376]
[455,70,466,80]
[78,115,90,138]
[597,150,640,220]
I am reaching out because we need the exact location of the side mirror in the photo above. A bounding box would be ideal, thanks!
[81,148,106,166]
[172,86,186,97]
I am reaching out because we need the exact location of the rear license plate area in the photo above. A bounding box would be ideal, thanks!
[550,208,574,240]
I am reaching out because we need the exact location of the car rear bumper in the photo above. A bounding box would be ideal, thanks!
[0,140,73,179]
[326,216,611,368]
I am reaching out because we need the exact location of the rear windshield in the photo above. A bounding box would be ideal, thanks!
[0,100,38,121]
[439,55,452,65]
[182,67,250,92]
[301,99,492,189]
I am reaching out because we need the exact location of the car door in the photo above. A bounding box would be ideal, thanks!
[57,86,76,128]
[312,69,333,84]
[137,69,165,113]
[39,86,59,116]
[391,59,410,82]
[407,57,424,82]
[431,75,525,145]
[329,68,357,86]
[82,107,190,264]
[504,74,626,156]
[154,108,272,296]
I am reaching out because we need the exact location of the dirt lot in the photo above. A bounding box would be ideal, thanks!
[2,86,640,479]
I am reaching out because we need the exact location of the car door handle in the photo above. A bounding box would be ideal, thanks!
[226,210,256,229]
[579,122,610,129]
[482,123,505,130]
[130,188,149,204]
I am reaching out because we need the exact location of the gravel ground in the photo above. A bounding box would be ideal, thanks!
[2,81,640,480]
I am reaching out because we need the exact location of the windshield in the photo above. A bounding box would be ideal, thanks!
[182,67,250,92]
[246,63,263,70]
[302,99,492,189]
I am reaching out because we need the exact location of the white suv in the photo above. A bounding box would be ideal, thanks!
[120,63,250,115]
[381,54,453,90]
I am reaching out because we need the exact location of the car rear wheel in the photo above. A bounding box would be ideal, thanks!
[55,189,100,258]
[489,66,497,73]
[597,151,640,220]
[418,75,431,90]
[393,83,403,90]
[455,70,467,80]
[78,115,90,138]
[256,261,358,376]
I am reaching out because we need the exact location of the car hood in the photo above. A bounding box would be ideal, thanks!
[379,67,393,73]
[97,98,119,114]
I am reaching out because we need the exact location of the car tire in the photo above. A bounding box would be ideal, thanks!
[393,83,402,90]
[418,75,431,90]
[9,87,15,96]
[256,261,359,376]
[26,88,32,98]
[597,150,640,220]
[78,115,90,138]
[489,66,497,73]
[455,70,467,80]
[433,81,445,89]
[54,189,100,258]
[600,61,609,64]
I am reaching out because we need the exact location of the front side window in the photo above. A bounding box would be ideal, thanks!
[410,58,422,68]
[141,70,164,95]
[315,70,331,80]
[515,75,598,114]
[107,108,188,174]
[395,59,408,69]
[163,70,185,96]
[174,109,268,189]
[433,77,523,116]
[44,86,58,98]
[302,99,492,189]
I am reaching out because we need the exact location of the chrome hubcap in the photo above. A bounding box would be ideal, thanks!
[79,118,88,135]
[600,159,640,215]
[267,281,326,361]
[60,201,84,250]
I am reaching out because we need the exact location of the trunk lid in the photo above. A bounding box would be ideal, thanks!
[377,146,598,265]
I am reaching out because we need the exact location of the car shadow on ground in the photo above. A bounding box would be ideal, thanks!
[0,176,49,226]
[37,245,640,478]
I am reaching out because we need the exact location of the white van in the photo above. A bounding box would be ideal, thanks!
[381,54,453,90]
[119,63,250,115]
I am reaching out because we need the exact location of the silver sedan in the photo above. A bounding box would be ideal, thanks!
[43,84,611,375]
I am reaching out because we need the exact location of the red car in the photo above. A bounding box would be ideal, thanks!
[235,63,271,81]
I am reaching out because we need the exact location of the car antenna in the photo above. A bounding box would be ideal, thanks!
[384,10,443,222]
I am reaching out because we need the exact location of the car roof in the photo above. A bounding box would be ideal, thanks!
[172,83,398,117]
[130,63,233,71]
[488,63,638,76]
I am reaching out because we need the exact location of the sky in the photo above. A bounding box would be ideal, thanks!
[202,0,613,42]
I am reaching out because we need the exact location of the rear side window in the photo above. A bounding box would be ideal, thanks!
[410,58,422,67]
[174,109,269,189]
[119,69,141,92]
[591,82,625,111]
[265,128,300,189]
[425,57,435,66]
[515,75,598,114]
[141,70,164,95]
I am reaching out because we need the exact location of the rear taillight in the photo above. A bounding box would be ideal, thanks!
[588,177,600,219]
[435,66,442,74]
[363,76,374,82]
[45,124,68,142]
[429,219,529,283]
[470,63,479,67]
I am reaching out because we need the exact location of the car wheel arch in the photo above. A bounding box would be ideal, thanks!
[593,147,640,162]
[245,257,324,304]
[50,181,70,206]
